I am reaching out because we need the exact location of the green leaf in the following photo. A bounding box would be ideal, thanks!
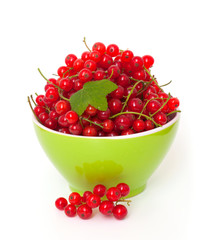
[70,80,118,115]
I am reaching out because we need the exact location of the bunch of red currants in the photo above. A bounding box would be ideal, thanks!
[55,183,131,220]
[28,39,180,136]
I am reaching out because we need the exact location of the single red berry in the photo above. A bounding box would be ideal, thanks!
[65,54,77,67]
[45,88,59,103]
[142,55,154,69]
[69,122,82,135]
[107,65,120,79]
[83,126,98,136]
[92,42,106,55]
[82,191,92,202]
[106,187,121,201]
[128,98,143,113]
[121,50,134,63]
[107,44,120,57]
[121,129,134,135]
[132,119,145,132]
[49,111,59,121]
[36,95,45,106]
[117,73,130,87]
[90,117,102,131]
[34,106,46,117]
[114,115,131,131]
[73,58,84,72]
[58,114,70,128]
[74,79,84,91]
[58,127,70,134]
[90,51,102,63]
[93,69,106,81]
[64,204,76,217]
[77,204,92,220]
[102,119,114,133]
[93,184,106,197]
[65,111,79,124]
[153,112,167,125]
[44,118,57,130]
[113,204,128,220]
[108,99,123,114]
[99,200,114,216]
[78,68,93,83]
[86,194,101,208]
[55,197,68,210]
[84,60,97,71]
[38,112,49,124]
[57,66,70,78]
[59,78,73,92]
[145,119,155,130]
[116,183,130,197]
[55,100,71,115]
[132,70,146,80]
[81,51,91,62]
[97,108,111,120]
[143,85,157,98]
[168,97,180,110]
[98,54,113,69]
[69,192,82,205]
[85,105,98,117]
[130,56,144,71]
[123,86,138,99]
[111,85,124,99]
[146,99,161,114]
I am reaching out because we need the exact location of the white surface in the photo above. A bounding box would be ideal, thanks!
[0,0,198,239]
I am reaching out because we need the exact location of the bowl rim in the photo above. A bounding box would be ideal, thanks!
[33,112,180,140]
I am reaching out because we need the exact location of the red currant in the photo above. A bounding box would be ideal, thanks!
[84,60,97,71]
[92,42,106,55]
[55,197,68,210]
[93,184,106,197]
[108,99,123,114]
[113,204,127,220]
[128,98,143,113]
[106,187,121,201]
[168,97,180,110]
[107,44,120,57]
[83,126,98,136]
[65,54,77,67]
[142,55,154,69]
[64,204,76,217]
[116,183,130,197]
[69,192,82,205]
[77,204,92,220]
[99,200,114,216]
[78,68,93,83]
[81,51,91,61]
[86,194,101,208]
[102,119,114,133]
[132,119,145,132]
[73,58,84,72]
[55,100,71,115]
[114,115,131,131]
[121,50,134,63]
[153,112,167,125]
[65,111,79,124]
[69,122,82,135]
[82,191,92,202]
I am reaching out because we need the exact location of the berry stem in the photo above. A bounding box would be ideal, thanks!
[143,66,163,92]
[52,73,59,76]
[129,77,142,82]
[159,80,172,88]
[81,117,103,128]
[116,199,132,206]
[38,68,62,90]
[63,67,74,78]
[108,69,114,79]
[121,80,144,112]
[58,89,70,101]
[150,93,171,117]
[27,96,41,123]
[35,92,38,96]
[167,110,181,116]
[110,111,161,127]
[30,94,36,106]
[83,37,91,52]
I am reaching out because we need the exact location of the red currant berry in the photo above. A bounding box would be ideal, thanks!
[36,95,45,106]
[85,105,98,117]
[69,192,82,205]
[65,111,79,124]
[82,191,92,202]
[86,194,101,208]
[59,78,73,92]
[153,112,167,125]
[92,42,106,55]
[146,99,161,114]
[78,68,93,83]
[132,70,146,80]
[117,73,130,87]
[110,85,124,99]
[113,204,127,220]
[93,69,106,81]
[114,115,131,131]
[106,187,121,201]
[55,197,68,210]
[45,88,59,103]
[81,51,91,61]
[69,122,82,135]
[74,79,83,91]
[107,65,120,79]
[38,112,49,124]
[123,86,138,99]
[90,51,102,63]
[84,60,97,71]
[34,106,46,117]
[44,118,57,130]
[58,114,70,128]
[168,97,180,110]
[128,98,143,113]
[64,204,76,217]
[130,56,144,71]
[102,119,114,133]
[55,100,71,115]
[145,119,155,130]
[132,119,145,132]
[73,58,84,72]
[99,200,114,216]
[108,99,123,114]
[142,55,154,69]
[58,127,70,134]
[116,183,130,197]
[121,50,134,63]
[121,129,134,135]
[77,204,92,220]
[98,54,113,69]
[93,184,106,197]
[97,108,111,120]
[57,66,69,78]
[83,126,98,136]
[65,54,77,67]
[106,131,119,136]
[107,44,120,57]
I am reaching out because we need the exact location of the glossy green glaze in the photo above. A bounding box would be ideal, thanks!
[33,114,180,197]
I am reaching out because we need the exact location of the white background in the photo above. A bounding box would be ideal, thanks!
[0,0,198,239]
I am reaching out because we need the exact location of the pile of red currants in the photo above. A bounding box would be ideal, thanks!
[55,183,131,220]
[28,39,180,136]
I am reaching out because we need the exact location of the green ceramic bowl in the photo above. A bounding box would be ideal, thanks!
[33,113,180,197]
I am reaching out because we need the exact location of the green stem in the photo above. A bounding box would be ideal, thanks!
[30,95,36,106]
[27,96,41,123]
[108,69,114,79]
[167,110,181,116]
[121,80,144,112]
[129,77,142,82]
[144,66,163,92]
[63,67,73,78]
[159,80,172,88]
[81,117,103,128]
[38,68,61,90]
[58,89,70,101]
[110,111,161,127]
[150,93,171,117]
[83,37,91,52]
[35,92,38,96]
[68,74,78,79]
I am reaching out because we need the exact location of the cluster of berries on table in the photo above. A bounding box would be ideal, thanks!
[55,183,131,220]
[28,38,180,136]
